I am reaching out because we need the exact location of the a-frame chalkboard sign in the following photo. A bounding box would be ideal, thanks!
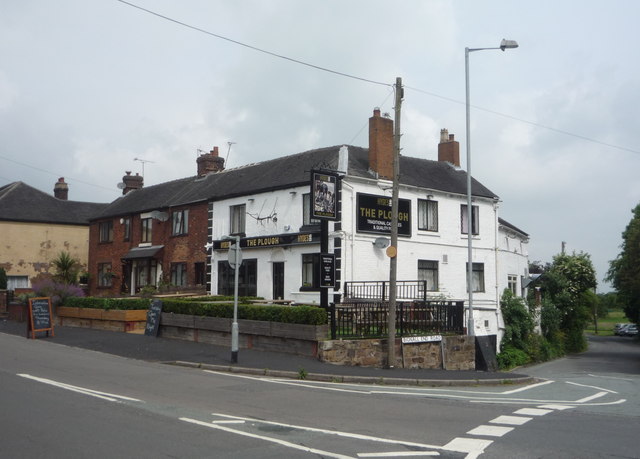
[27,297,54,339]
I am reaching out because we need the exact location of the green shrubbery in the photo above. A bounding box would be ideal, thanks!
[60,296,326,325]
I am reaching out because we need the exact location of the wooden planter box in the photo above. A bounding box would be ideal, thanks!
[160,312,328,357]
[57,306,148,333]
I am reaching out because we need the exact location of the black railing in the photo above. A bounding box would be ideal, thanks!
[329,300,464,339]
[343,280,427,301]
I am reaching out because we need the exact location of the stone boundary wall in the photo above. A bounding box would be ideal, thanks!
[318,336,475,370]
[159,313,329,357]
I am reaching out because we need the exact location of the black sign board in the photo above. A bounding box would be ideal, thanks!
[311,171,339,220]
[213,232,316,250]
[356,193,412,236]
[319,253,336,288]
[145,299,163,337]
[28,297,54,339]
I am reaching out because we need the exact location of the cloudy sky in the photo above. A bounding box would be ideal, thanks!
[1,0,638,290]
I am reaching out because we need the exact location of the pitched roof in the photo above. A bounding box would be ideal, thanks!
[498,217,529,237]
[0,182,108,225]
[94,146,498,219]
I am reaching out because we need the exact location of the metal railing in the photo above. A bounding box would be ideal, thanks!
[343,280,427,301]
[328,300,464,339]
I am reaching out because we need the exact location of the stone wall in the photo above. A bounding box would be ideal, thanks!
[318,336,475,370]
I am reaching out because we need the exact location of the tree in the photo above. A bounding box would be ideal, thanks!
[51,251,80,285]
[540,251,597,353]
[0,267,7,290]
[606,203,640,325]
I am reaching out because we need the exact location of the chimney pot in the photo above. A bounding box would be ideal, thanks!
[54,177,69,200]
[197,145,225,176]
[122,170,143,195]
[438,129,460,167]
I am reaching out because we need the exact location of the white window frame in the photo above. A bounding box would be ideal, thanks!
[461,204,479,235]
[230,204,246,235]
[418,199,438,232]
[172,209,189,236]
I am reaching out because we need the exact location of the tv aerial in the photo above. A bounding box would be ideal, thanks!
[134,157,155,179]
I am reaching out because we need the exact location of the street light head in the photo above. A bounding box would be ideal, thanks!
[500,39,519,51]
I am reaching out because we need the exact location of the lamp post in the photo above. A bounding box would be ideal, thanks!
[465,39,518,336]
[222,235,241,363]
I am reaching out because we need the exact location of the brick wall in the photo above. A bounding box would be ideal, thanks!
[88,202,209,296]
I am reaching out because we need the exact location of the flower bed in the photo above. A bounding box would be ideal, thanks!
[57,306,148,333]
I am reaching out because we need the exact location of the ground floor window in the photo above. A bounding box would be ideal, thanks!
[136,259,157,289]
[98,263,113,287]
[7,276,29,290]
[217,259,257,297]
[194,262,206,286]
[466,262,485,292]
[301,253,320,291]
[170,262,187,286]
[418,259,439,292]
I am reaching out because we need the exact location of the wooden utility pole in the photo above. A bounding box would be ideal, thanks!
[388,77,403,368]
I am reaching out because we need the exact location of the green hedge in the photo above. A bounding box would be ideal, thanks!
[162,300,327,325]
[179,295,264,303]
[63,297,151,310]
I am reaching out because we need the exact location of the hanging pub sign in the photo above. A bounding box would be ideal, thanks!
[311,170,339,221]
[356,192,412,237]
[319,253,336,288]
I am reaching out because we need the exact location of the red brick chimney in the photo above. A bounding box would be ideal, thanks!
[438,128,460,167]
[122,171,143,195]
[368,108,394,179]
[197,146,225,176]
[53,177,69,200]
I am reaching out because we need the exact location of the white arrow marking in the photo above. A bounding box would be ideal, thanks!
[18,374,142,403]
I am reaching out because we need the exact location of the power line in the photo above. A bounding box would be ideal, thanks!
[0,154,115,192]
[115,0,391,88]
[405,85,640,156]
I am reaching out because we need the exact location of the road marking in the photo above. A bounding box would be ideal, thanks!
[567,381,618,394]
[17,374,142,403]
[514,408,552,416]
[537,404,573,410]
[180,417,354,459]
[466,425,513,437]
[212,420,245,424]
[500,379,554,394]
[442,438,493,458]
[588,373,634,381]
[358,452,439,457]
[575,391,608,403]
[208,413,443,450]
[489,415,532,426]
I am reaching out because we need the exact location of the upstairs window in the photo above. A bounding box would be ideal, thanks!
[302,193,321,226]
[172,209,189,236]
[418,199,438,232]
[141,218,152,243]
[123,217,131,241]
[230,204,246,235]
[99,221,113,243]
[508,274,518,295]
[461,204,479,235]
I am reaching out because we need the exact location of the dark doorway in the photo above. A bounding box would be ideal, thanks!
[273,262,285,300]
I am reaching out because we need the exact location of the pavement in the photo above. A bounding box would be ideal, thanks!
[0,318,533,387]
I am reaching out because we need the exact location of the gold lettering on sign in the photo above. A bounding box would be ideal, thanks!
[297,234,312,243]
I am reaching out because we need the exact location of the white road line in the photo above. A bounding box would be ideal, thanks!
[588,373,634,381]
[17,374,142,403]
[567,381,618,394]
[575,391,608,403]
[538,404,573,410]
[180,417,355,459]
[212,420,246,424]
[489,415,532,426]
[466,425,514,437]
[442,438,493,458]
[358,452,439,457]
[514,408,552,416]
[500,379,554,394]
[209,413,443,450]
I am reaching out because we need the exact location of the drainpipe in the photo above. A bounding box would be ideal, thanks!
[341,180,356,285]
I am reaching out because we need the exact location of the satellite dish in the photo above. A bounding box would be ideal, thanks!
[373,237,390,249]
[150,210,169,221]
[117,182,126,189]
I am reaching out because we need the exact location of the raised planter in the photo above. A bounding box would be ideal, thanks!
[57,306,148,333]
[160,312,328,357]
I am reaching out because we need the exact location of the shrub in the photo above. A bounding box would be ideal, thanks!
[497,345,530,370]
[63,297,151,310]
[32,279,85,306]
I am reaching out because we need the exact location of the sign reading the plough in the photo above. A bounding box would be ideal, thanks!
[311,171,339,220]
[356,193,412,237]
